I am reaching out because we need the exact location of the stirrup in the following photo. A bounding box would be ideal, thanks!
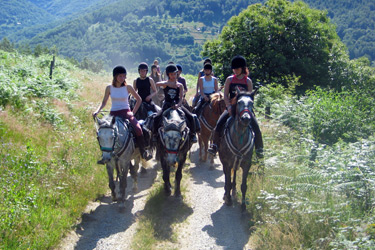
[97,158,105,165]
[208,144,218,156]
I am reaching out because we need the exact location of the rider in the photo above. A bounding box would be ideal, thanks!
[176,64,188,96]
[93,65,152,162]
[193,63,219,117]
[207,56,264,158]
[153,64,199,143]
[150,64,164,106]
[133,62,159,114]
[193,58,213,107]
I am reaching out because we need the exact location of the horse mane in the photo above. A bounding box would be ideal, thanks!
[210,92,225,114]
[231,91,254,117]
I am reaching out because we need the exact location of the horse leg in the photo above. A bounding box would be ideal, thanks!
[129,160,138,193]
[106,163,117,201]
[223,165,233,206]
[118,163,129,209]
[198,135,203,162]
[162,161,172,196]
[203,136,208,162]
[232,167,237,200]
[241,165,251,212]
[175,156,186,197]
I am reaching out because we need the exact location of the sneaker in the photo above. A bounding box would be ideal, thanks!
[142,150,153,161]
[97,158,105,165]
[191,134,198,143]
[208,144,218,156]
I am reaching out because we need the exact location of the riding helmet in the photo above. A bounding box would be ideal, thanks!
[138,62,148,72]
[203,58,212,66]
[113,65,127,77]
[231,55,247,69]
[176,64,183,71]
[203,63,212,70]
[165,64,178,75]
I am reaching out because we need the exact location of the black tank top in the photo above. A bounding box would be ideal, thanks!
[136,77,151,102]
[163,85,180,105]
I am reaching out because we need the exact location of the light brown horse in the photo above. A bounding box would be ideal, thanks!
[198,92,226,165]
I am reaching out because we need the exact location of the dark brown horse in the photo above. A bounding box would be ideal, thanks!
[198,92,226,165]
[218,90,256,211]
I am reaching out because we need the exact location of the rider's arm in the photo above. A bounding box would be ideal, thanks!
[223,77,232,108]
[177,83,184,107]
[127,85,142,115]
[214,77,219,93]
[147,78,157,101]
[132,79,138,93]
[93,85,110,116]
[199,77,205,98]
[247,77,253,92]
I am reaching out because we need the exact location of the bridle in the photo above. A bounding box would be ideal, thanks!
[158,126,189,154]
[96,124,118,152]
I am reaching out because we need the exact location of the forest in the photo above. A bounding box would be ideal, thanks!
[0,0,374,74]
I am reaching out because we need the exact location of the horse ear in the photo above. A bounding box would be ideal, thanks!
[250,88,258,100]
[111,116,116,125]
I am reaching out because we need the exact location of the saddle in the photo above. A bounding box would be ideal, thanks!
[117,117,151,148]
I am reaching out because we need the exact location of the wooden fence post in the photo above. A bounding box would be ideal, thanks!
[49,56,55,79]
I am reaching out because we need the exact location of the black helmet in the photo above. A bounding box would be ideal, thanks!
[138,62,148,72]
[203,58,212,66]
[231,55,247,69]
[176,64,182,71]
[165,64,178,75]
[113,65,127,77]
[203,63,212,70]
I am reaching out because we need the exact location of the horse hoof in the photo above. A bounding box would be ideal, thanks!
[112,195,117,202]
[241,203,247,212]
[140,167,147,174]
[224,196,232,206]
[209,165,215,171]
[132,186,138,193]
[118,202,125,210]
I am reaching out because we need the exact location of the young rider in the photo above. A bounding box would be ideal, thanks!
[133,62,158,113]
[193,63,219,116]
[176,64,188,96]
[93,65,152,162]
[150,64,164,106]
[154,64,199,143]
[207,56,264,158]
[192,58,212,107]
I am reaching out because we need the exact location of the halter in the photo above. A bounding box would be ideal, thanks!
[97,125,118,152]
[239,108,251,117]
[158,126,189,154]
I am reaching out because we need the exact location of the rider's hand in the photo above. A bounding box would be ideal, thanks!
[92,111,98,117]
[145,96,151,102]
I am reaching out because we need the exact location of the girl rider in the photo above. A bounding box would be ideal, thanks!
[133,62,158,113]
[208,56,264,158]
[153,64,199,143]
[150,64,164,107]
[93,65,152,162]
[193,63,219,117]
[192,58,212,107]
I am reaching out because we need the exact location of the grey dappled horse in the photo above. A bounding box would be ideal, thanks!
[95,116,145,209]
[218,90,256,211]
[156,108,192,197]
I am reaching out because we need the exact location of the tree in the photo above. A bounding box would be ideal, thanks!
[0,37,14,52]
[202,0,347,91]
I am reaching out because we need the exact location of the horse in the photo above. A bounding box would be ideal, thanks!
[95,115,146,209]
[218,89,256,211]
[129,96,161,121]
[198,92,226,165]
[156,108,192,197]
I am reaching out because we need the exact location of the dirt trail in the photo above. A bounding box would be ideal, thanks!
[58,144,252,249]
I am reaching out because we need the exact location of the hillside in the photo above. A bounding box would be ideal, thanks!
[1,0,374,73]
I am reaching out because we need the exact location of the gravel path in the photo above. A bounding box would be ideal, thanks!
[58,144,252,249]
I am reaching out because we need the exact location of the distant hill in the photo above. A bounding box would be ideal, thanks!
[1,0,374,74]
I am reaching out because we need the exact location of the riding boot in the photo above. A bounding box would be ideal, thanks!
[208,130,221,156]
[136,136,152,161]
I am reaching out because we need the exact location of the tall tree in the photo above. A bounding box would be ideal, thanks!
[202,0,347,91]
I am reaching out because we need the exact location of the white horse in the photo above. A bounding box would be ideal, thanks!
[95,115,147,209]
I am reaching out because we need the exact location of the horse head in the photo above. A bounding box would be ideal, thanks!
[210,92,226,115]
[95,116,118,164]
[232,88,254,127]
[159,108,188,165]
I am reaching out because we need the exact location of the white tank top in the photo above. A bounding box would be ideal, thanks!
[202,76,215,94]
[110,85,129,111]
